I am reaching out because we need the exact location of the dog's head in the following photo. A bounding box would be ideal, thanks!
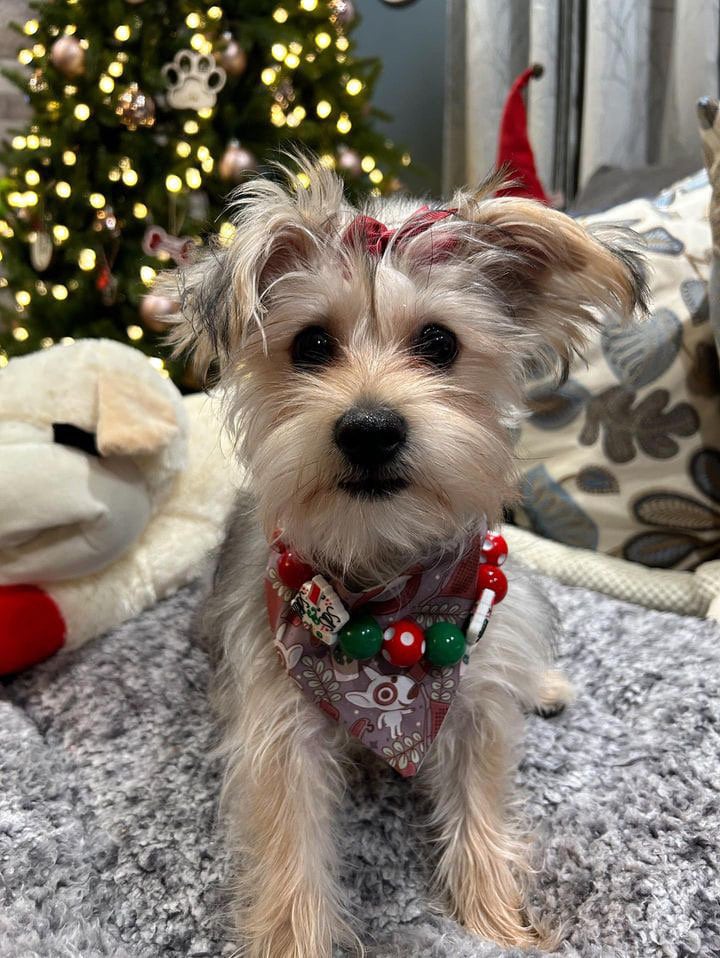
[165,160,646,581]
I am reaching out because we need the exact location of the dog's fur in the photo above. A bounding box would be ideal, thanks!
[164,160,646,956]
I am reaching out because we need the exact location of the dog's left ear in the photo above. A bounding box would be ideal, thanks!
[454,194,648,365]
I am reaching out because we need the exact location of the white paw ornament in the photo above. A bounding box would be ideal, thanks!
[162,50,226,111]
[466,533,508,645]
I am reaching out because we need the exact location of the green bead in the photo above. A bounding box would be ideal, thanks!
[338,613,383,661]
[425,621,466,667]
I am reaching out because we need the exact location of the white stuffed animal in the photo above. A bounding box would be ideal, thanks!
[0,339,188,673]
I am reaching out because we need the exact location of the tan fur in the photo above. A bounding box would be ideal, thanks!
[164,160,646,955]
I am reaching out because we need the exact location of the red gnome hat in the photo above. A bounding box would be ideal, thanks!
[495,64,550,204]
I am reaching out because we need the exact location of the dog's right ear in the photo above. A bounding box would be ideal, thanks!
[162,167,343,380]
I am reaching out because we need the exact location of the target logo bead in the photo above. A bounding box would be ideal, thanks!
[381,618,425,668]
[480,532,508,567]
[476,564,508,603]
[277,550,314,592]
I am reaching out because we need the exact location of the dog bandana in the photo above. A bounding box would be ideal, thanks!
[265,528,508,777]
[342,205,457,259]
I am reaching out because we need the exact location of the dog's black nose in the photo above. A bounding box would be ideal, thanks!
[334,406,408,468]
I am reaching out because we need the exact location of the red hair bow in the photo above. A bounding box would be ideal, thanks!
[342,205,457,259]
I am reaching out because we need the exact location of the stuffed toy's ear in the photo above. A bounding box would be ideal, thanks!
[96,370,179,457]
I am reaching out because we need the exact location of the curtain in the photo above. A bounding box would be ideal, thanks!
[444,0,720,201]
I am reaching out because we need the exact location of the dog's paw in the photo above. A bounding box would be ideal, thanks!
[534,669,575,719]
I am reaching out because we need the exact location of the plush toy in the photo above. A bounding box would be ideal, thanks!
[0,339,189,673]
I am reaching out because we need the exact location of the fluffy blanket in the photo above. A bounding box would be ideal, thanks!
[2,577,719,957]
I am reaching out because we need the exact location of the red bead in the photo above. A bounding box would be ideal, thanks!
[480,532,508,567]
[381,618,426,668]
[476,565,508,603]
[277,550,314,592]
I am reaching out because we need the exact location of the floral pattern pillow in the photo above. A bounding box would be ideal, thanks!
[515,170,720,570]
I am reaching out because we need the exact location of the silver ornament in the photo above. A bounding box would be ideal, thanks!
[30,230,53,271]
[49,35,85,78]
[218,36,247,77]
[219,140,257,182]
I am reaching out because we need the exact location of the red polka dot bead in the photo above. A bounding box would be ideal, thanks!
[277,550,314,592]
[476,564,508,603]
[480,532,508,567]
[382,618,426,668]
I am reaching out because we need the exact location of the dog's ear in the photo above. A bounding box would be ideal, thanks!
[162,165,344,380]
[453,191,648,368]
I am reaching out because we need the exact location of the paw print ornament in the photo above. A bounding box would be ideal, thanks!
[162,50,226,111]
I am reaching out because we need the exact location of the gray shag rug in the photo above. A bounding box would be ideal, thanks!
[2,577,719,958]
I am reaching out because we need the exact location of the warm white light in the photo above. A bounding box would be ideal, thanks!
[316,100,331,118]
[190,33,205,51]
[26,134,40,149]
[346,78,363,96]
[165,174,182,193]
[24,191,39,207]
[62,150,77,165]
[197,145,210,161]
[78,248,96,270]
[401,152,412,167]
[208,6,223,19]
[13,326,30,340]
[23,19,39,35]
[7,191,24,208]
[122,168,138,186]
[133,202,148,218]
[273,6,288,22]
[219,221,236,241]
[271,43,287,61]
[186,12,202,28]
[114,25,131,41]
[369,168,383,184]
[52,284,68,300]
[74,103,90,121]
[315,31,331,49]
[53,224,69,242]
[197,107,212,119]
[261,67,276,85]
[18,49,33,66]
[12,136,26,150]
[183,120,199,134]
[40,337,54,348]
[319,153,335,169]
[149,357,165,370]
[0,353,8,367]
[127,324,143,341]
[300,0,318,9]
[108,60,123,77]
[361,155,376,173]
[285,53,300,69]
[108,168,121,181]
[56,181,71,198]
[99,74,115,93]
[296,171,311,189]
[201,156,214,173]
[89,192,106,208]
[140,265,157,285]
[185,167,202,189]
[336,112,352,134]
[336,36,349,52]
[15,291,31,307]
[32,43,45,57]
[25,169,40,186]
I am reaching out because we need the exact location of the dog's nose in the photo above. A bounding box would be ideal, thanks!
[334,406,408,468]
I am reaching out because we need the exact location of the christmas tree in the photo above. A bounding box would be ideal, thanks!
[0,0,408,384]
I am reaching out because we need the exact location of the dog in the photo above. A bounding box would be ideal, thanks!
[163,159,646,956]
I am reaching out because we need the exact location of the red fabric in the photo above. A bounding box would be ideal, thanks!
[342,206,457,259]
[0,585,66,675]
[495,64,550,204]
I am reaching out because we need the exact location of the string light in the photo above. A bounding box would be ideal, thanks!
[108,60,123,77]
[25,169,40,186]
[56,181,72,198]
[315,31,331,49]
[300,0,318,9]
[186,12,202,28]
[369,169,383,184]
[261,67,277,85]
[127,324,143,341]
[114,25,131,41]
[13,326,30,340]
[336,36,349,51]
[23,19,39,35]
[197,107,213,119]
[133,202,148,218]
[32,43,45,57]
[24,191,38,206]
[336,112,352,134]
[208,6,223,19]
[183,119,199,134]
[271,43,287,61]
[62,150,77,165]
[99,74,115,93]
[219,221,236,242]
[7,191,24,207]
[270,105,286,127]
[60,337,75,345]
[316,100,331,118]
[52,284,68,300]
[296,171,311,188]
[108,168,121,181]
[289,41,303,54]
[176,141,192,158]
[15,291,31,307]
[166,174,182,192]
[149,357,165,371]
[285,52,300,69]
[52,224,69,242]
[273,7,288,22]
[346,78,362,96]
[201,156,213,173]
[319,153,335,169]
[12,136,26,150]
[140,265,157,285]
[65,25,77,35]
[197,145,210,161]
[18,50,34,65]
[78,248,96,270]
[122,169,138,186]
[40,136,52,147]
[0,220,14,238]
[401,152,412,167]
[190,33,205,51]
[361,156,376,173]
[74,103,90,121]
[40,337,54,348]
[185,167,202,189]
[89,192,106,208]
[26,134,40,149]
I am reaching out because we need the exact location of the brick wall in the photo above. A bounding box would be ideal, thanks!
[0,3,31,146]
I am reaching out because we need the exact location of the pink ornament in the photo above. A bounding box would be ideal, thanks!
[480,532,508,567]
[337,145,361,177]
[381,618,425,668]
[218,37,247,77]
[140,294,179,332]
[219,140,257,182]
[50,35,85,78]
[476,565,508,604]
[277,551,314,592]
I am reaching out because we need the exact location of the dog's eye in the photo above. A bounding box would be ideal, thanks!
[291,326,335,370]
[413,324,458,369]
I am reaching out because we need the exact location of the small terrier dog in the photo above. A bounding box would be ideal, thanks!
[165,159,646,956]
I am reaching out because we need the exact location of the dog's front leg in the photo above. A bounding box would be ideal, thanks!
[420,683,543,948]
[222,664,356,958]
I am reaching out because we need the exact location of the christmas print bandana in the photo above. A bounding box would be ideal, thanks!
[265,531,486,777]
